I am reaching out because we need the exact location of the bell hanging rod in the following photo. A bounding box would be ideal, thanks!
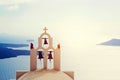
[42,38,48,39]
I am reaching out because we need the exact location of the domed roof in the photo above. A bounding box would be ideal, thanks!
[18,69,73,80]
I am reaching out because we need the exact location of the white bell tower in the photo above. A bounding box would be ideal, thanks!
[30,27,61,70]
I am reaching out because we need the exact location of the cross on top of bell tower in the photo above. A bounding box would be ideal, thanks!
[43,27,48,34]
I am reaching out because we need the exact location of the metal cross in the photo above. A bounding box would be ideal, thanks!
[43,27,48,33]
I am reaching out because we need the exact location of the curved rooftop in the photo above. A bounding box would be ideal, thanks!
[18,69,73,80]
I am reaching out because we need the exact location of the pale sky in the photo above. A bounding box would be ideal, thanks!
[0,0,120,45]
[1,1,120,80]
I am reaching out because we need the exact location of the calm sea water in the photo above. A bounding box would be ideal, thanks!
[0,56,30,80]
[0,45,120,80]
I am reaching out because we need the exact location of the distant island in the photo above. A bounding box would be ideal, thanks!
[100,39,120,46]
[0,43,28,48]
[0,43,29,59]
[0,34,35,59]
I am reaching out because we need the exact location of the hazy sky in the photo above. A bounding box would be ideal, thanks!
[1,1,120,80]
[0,0,120,45]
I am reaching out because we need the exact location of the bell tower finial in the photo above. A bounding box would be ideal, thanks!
[43,27,48,34]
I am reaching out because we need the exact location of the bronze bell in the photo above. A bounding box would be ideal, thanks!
[48,51,53,61]
[57,44,60,49]
[44,38,48,45]
[30,43,34,49]
[38,51,44,60]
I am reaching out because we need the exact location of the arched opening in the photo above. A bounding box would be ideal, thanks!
[42,35,49,49]
[47,49,54,69]
[37,49,44,69]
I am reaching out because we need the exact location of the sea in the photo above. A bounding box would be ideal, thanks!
[1,45,120,80]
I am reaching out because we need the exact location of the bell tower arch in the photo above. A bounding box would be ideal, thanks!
[35,27,60,70]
